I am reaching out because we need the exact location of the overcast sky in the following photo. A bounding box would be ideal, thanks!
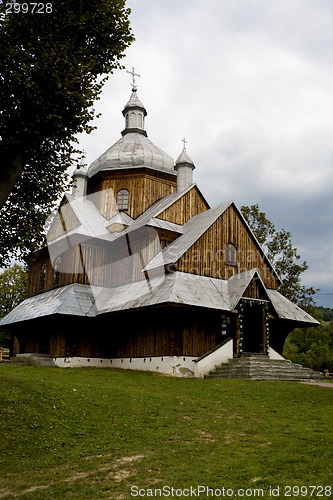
[78,0,333,308]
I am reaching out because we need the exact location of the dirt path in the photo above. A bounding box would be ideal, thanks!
[299,380,333,388]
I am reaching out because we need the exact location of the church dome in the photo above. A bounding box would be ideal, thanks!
[88,88,176,178]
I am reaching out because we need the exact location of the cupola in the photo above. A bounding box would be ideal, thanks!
[72,156,88,198]
[121,88,147,137]
[175,139,195,192]
[88,76,176,178]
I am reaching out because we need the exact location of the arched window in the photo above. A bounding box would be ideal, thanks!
[138,113,143,128]
[53,256,61,287]
[39,263,47,292]
[225,243,237,266]
[117,189,129,211]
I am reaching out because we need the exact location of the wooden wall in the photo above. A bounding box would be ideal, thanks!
[176,204,279,290]
[243,277,269,300]
[27,225,180,297]
[156,186,209,224]
[87,168,177,220]
[27,245,93,297]
[13,306,226,359]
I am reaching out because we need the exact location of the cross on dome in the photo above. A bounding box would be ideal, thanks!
[126,67,141,90]
[182,137,187,150]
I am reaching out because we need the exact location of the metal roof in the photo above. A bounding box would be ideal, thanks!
[48,194,115,246]
[0,284,97,325]
[86,89,176,178]
[88,133,176,178]
[0,271,318,326]
[266,289,320,324]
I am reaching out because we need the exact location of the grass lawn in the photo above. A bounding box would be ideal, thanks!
[0,366,332,499]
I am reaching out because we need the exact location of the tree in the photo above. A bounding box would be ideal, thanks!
[0,0,134,266]
[0,263,28,348]
[241,204,317,309]
[0,263,27,318]
[283,318,333,373]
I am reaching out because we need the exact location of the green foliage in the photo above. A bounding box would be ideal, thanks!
[0,263,27,318]
[0,263,28,347]
[316,306,333,322]
[0,0,134,265]
[283,318,333,372]
[241,204,317,309]
[0,367,332,497]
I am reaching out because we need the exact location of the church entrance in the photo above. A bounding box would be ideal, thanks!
[238,299,268,354]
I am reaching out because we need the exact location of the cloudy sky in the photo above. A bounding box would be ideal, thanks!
[78,0,333,307]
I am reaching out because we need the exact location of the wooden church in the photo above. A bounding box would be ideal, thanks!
[1,80,319,377]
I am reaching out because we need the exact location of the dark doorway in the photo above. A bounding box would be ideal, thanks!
[241,301,265,353]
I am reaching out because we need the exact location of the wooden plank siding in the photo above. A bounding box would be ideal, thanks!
[13,306,222,359]
[156,185,209,224]
[243,278,269,300]
[176,204,279,290]
[87,169,177,220]
[26,231,170,296]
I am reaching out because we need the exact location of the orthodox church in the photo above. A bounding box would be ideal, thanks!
[1,78,319,377]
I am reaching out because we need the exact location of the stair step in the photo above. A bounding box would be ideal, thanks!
[9,354,56,367]
[205,356,324,380]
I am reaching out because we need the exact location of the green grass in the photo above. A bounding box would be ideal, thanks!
[0,366,332,499]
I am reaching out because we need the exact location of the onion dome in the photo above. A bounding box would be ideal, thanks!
[88,88,176,177]
[175,139,195,192]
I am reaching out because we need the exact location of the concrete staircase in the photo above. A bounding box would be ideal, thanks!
[205,355,324,381]
[9,353,56,367]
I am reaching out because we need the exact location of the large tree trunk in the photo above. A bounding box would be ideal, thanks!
[0,156,23,209]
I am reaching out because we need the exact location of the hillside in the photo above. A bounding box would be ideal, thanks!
[0,366,332,499]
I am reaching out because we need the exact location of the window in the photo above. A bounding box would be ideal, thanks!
[117,189,129,211]
[138,113,143,128]
[225,243,237,265]
[39,263,47,292]
[53,256,61,287]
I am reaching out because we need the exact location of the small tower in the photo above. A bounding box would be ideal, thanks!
[175,138,195,192]
[122,67,147,137]
[72,156,88,198]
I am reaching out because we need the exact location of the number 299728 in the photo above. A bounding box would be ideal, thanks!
[5,2,53,14]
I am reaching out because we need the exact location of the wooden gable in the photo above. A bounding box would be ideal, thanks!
[47,197,80,242]
[156,185,209,225]
[242,276,269,300]
[176,203,279,290]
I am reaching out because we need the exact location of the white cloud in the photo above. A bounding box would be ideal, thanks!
[76,0,333,304]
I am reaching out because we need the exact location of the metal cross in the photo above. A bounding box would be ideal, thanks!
[182,137,187,150]
[126,67,141,89]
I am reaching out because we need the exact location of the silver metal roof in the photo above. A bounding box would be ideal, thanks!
[0,284,97,325]
[48,194,114,245]
[0,270,318,326]
[88,133,176,177]
[87,89,176,178]
[266,289,320,324]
